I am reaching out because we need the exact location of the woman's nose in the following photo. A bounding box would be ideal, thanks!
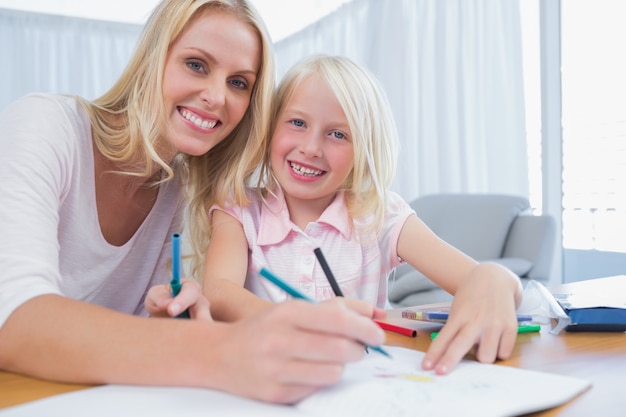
[200,77,226,108]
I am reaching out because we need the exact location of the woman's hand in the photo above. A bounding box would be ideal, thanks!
[341,297,388,321]
[145,278,213,321]
[208,298,386,403]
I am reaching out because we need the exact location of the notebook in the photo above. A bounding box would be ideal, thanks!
[0,346,591,417]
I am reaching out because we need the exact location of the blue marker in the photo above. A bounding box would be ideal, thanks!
[402,309,533,323]
[259,267,391,358]
[170,232,190,319]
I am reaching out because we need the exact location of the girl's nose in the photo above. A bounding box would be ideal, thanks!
[299,134,323,157]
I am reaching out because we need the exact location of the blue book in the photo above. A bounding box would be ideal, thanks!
[563,307,626,332]
[553,276,626,332]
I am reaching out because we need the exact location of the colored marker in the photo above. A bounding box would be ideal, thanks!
[314,247,344,297]
[402,310,533,323]
[259,267,392,358]
[170,232,190,319]
[375,320,417,337]
[430,324,541,340]
[516,324,542,333]
[314,248,375,352]
[401,310,449,322]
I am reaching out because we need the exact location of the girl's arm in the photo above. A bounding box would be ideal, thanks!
[396,214,479,294]
[203,209,272,321]
[396,214,523,374]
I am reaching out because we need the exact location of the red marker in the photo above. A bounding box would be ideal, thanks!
[375,320,417,337]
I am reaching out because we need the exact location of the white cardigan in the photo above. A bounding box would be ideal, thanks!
[0,93,184,327]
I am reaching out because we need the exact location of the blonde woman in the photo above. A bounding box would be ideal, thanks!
[0,2,383,404]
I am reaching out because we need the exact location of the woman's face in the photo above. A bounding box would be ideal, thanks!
[162,11,261,158]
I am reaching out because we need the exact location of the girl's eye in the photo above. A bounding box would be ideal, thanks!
[332,131,346,140]
[291,119,305,127]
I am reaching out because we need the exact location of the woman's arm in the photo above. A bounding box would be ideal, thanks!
[0,293,385,404]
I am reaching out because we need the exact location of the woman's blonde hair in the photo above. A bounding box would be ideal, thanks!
[258,54,398,235]
[77,0,275,279]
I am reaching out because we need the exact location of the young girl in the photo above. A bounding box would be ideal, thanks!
[200,54,523,375]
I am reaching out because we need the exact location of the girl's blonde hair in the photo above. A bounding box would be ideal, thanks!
[258,54,398,234]
[76,0,275,279]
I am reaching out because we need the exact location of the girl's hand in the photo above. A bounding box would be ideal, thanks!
[145,278,213,321]
[421,262,522,374]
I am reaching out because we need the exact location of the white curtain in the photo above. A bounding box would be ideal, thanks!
[0,2,528,203]
[274,0,528,203]
[0,8,141,111]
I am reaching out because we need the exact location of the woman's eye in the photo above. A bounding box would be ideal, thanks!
[187,60,205,73]
[230,79,249,89]
[291,119,305,127]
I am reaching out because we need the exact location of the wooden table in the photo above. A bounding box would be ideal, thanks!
[1,277,625,415]
[0,374,91,409]
[383,318,625,416]
[383,275,626,417]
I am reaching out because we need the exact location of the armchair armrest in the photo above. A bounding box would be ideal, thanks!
[502,214,557,282]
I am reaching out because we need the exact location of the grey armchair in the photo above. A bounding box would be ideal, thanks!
[387,193,557,307]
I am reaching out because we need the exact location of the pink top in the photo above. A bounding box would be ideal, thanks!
[211,188,414,308]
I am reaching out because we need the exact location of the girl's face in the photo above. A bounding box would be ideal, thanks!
[162,11,260,158]
[270,73,354,210]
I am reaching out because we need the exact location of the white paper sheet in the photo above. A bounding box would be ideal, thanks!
[0,346,591,417]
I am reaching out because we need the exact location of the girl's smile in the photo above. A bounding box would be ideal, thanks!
[288,160,326,181]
